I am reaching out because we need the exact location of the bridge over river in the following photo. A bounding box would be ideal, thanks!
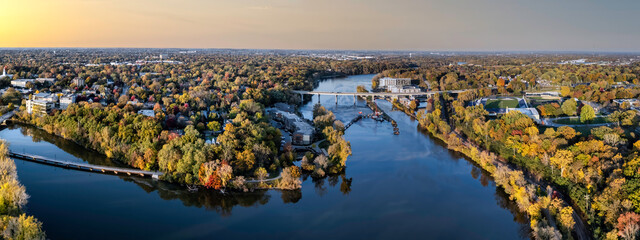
[292,88,485,104]
[9,152,163,179]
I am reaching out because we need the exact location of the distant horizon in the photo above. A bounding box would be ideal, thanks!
[0,47,639,55]
[2,0,639,51]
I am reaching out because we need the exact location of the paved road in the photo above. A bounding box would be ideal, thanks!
[0,109,16,123]
[245,174,282,183]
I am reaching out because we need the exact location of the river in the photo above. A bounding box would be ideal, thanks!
[1,74,530,239]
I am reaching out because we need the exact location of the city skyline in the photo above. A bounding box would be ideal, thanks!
[1,0,639,51]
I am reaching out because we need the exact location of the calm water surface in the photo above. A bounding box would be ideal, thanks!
[1,74,530,239]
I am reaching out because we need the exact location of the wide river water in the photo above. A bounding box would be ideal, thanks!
[2,74,530,239]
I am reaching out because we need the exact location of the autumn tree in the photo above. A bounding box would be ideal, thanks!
[550,150,573,177]
[561,98,577,116]
[278,166,302,190]
[580,104,595,123]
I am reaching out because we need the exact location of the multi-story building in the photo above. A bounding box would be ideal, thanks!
[32,93,58,102]
[10,79,34,88]
[59,94,76,110]
[389,85,422,94]
[270,109,315,145]
[26,99,54,115]
[379,77,412,88]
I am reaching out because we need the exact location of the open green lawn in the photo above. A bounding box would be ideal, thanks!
[553,116,610,125]
[484,99,519,109]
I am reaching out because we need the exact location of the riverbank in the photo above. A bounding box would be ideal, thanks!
[411,94,589,239]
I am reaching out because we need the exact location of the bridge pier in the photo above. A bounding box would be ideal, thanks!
[353,95,356,106]
[317,94,320,103]
[335,95,338,105]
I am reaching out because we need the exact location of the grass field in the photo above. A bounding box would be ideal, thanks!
[553,116,610,125]
[484,99,519,109]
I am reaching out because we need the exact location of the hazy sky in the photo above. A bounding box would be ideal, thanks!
[0,0,639,51]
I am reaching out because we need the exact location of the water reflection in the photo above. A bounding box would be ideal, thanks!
[4,122,355,216]
[7,124,120,167]
[118,173,353,215]
[2,74,533,239]
[122,177,273,216]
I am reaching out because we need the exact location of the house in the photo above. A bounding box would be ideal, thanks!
[11,79,33,88]
[613,99,640,108]
[580,101,602,113]
[292,121,314,145]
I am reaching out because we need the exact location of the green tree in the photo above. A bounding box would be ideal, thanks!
[561,98,577,116]
[207,121,221,132]
[580,104,595,123]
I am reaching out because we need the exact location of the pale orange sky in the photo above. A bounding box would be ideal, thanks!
[1,0,639,51]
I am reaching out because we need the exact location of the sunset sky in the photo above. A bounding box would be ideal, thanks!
[0,0,639,51]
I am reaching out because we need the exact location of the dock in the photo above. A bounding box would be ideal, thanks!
[9,152,163,179]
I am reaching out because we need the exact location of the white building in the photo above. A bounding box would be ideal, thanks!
[0,67,13,79]
[389,85,422,94]
[35,78,56,84]
[27,93,60,115]
[11,79,33,88]
[506,108,541,123]
[59,94,76,110]
[32,93,58,102]
[138,109,155,117]
[613,99,640,108]
[26,100,54,115]
[379,77,412,88]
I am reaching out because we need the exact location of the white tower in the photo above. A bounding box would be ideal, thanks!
[2,66,5,76]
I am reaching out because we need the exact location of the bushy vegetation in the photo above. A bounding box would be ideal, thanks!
[301,104,351,176]
[0,141,46,240]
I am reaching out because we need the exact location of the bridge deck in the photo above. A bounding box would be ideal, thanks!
[9,152,163,178]
[292,89,470,96]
